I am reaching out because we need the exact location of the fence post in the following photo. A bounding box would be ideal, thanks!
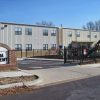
[26,49,27,57]
[93,51,96,63]
[21,49,22,58]
[80,47,83,64]
[41,49,42,56]
[49,49,50,56]
[64,46,67,64]
[33,49,34,57]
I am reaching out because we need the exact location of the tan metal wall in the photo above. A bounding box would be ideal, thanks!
[16,49,57,58]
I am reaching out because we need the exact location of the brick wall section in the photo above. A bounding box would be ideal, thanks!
[0,50,17,71]
[9,50,16,65]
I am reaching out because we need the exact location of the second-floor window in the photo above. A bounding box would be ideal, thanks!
[43,29,48,36]
[87,34,91,38]
[94,34,97,38]
[15,44,22,51]
[25,44,32,51]
[25,28,32,35]
[68,32,72,37]
[15,27,22,35]
[76,32,80,37]
[51,30,56,36]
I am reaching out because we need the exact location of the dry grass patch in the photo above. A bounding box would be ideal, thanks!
[0,75,38,85]
[0,75,39,96]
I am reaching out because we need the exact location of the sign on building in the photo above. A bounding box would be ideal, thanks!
[0,47,8,64]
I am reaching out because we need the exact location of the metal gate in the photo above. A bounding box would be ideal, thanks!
[64,44,100,64]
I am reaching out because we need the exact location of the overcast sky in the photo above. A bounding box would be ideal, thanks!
[0,0,100,28]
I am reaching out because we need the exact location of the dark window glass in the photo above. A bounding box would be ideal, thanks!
[25,28,32,35]
[94,34,97,38]
[87,34,91,38]
[15,44,22,51]
[51,30,56,36]
[43,44,48,50]
[51,44,56,48]
[43,29,48,36]
[15,27,22,35]
[68,32,72,37]
[76,32,80,37]
[25,44,32,51]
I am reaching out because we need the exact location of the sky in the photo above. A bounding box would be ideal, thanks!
[0,0,100,28]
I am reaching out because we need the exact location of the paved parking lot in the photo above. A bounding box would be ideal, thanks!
[17,59,76,70]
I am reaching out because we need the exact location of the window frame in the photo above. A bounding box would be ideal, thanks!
[94,34,97,38]
[43,29,48,36]
[51,44,56,49]
[25,44,32,51]
[76,32,80,37]
[87,34,91,38]
[25,28,32,35]
[15,27,22,35]
[43,44,48,50]
[68,32,72,37]
[15,44,22,51]
[51,30,56,36]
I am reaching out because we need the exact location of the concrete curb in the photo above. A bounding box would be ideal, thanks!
[0,70,42,89]
[17,57,63,62]
[78,63,100,68]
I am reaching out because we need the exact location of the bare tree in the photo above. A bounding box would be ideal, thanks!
[82,25,87,30]
[36,21,55,27]
[82,20,100,31]
[86,21,95,30]
[95,20,100,31]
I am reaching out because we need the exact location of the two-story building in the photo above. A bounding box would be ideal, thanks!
[0,22,100,57]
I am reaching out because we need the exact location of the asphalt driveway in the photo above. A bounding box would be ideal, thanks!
[17,59,76,70]
[0,75,100,100]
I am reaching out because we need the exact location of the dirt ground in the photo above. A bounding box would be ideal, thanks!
[0,75,38,85]
[0,86,36,96]
[0,75,39,96]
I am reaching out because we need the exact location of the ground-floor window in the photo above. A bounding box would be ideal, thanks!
[43,44,48,50]
[51,44,56,49]
[25,44,32,51]
[15,44,22,51]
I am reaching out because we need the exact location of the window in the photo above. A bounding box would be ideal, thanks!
[25,44,32,51]
[15,44,22,51]
[76,32,80,37]
[15,27,22,35]
[43,29,48,36]
[51,30,56,36]
[87,34,91,38]
[51,44,56,49]
[94,34,97,38]
[68,32,72,37]
[43,44,48,50]
[25,28,32,35]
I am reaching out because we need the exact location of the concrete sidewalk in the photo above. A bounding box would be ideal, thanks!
[0,63,100,89]
[22,63,100,86]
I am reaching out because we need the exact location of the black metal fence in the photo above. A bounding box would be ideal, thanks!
[64,46,100,64]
